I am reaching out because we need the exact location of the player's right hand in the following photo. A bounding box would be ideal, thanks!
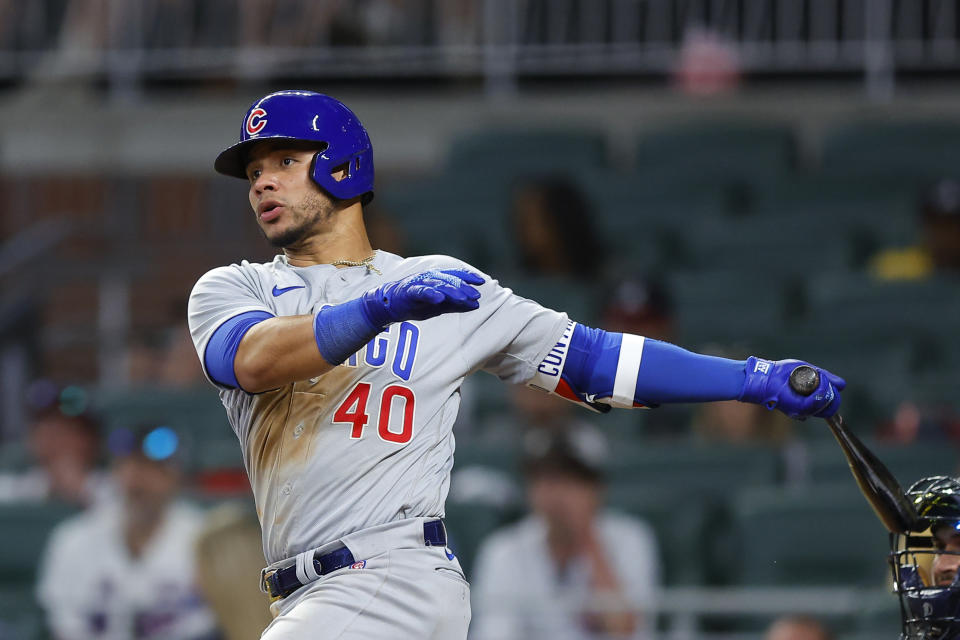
[360,268,484,327]
[739,357,846,419]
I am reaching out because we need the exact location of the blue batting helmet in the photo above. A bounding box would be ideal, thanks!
[214,90,374,204]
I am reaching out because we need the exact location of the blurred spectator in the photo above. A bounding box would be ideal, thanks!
[691,400,793,445]
[37,425,219,640]
[673,27,742,96]
[126,328,166,385]
[159,324,207,388]
[764,615,834,640]
[28,0,115,85]
[471,428,659,640]
[600,276,674,343]
[509,176,606,280]
[875,400,960,444]
[0,383,110,506]
[871,178,960,280]
[195,504,271,640]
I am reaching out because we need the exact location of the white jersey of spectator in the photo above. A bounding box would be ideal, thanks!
[0,467,113,505]
[37,500,218,640]
[470,512,660,640]
[187,250,567,565]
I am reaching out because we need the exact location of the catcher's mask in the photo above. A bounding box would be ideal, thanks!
[892,476,960,640]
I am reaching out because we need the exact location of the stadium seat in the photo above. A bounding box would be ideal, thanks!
[634,120,798,189]
[667,270,794,347]
[446,127,608,174]
[804,274,960,337]
[0,584,46,640]
[820,120,960,180]
[0,502,80,581]
[729,485,889,586]
[501,275,598,325]
[604,442,782,495]
[377,173,512,271]
[806,441,960,490]
[91,387,237,472]
[605,487,714,585]
[443,501,517,580]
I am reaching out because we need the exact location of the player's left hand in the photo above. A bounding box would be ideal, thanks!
[361,268,484,327]
[739,357,846,419]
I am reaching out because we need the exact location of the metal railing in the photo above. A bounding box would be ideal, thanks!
[0,0,958,98]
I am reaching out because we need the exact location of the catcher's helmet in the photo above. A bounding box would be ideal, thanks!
[892,476,960,640]
[214,90,374,205]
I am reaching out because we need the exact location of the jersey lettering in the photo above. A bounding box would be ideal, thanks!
[378,386,415,444]
[364,331,389,367]
[391,322,420,381]
[332,383,415,445]
[332,382,372,439]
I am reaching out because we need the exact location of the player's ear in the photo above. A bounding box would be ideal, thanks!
[330,162,350,182]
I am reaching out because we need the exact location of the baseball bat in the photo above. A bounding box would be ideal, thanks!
[788,365,919,534]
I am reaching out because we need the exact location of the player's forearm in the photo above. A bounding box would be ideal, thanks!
[531,322,843,417]
[235,315,337,392]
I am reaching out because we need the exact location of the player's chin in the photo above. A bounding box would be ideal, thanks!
[265,223,309,249]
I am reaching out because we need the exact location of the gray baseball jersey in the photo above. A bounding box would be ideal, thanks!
[188,250,568,564]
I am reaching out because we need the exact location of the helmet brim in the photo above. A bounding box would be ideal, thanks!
[213,136,320,180]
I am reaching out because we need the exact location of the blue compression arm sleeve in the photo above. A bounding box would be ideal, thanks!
[204,310,275,389]
[632,338,746,403]
[561,324,747,405]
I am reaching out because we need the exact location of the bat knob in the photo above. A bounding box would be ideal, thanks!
[789,365,820,396]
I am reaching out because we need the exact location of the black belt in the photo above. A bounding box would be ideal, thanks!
[262,519,447,600]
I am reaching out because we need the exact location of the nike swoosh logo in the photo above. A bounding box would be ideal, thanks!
[272,285,305,297]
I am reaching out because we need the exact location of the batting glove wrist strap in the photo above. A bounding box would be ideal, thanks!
[313,299,381,365]
[738,356,778,407]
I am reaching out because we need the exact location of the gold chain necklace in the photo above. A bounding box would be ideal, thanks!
[330,254,381,275]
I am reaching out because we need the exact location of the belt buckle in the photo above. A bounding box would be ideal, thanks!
[259,568,283,602]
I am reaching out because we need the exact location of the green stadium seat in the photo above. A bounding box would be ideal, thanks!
[91,387,238,472]
[604,442,781,495]
[806,441,959,490]
[377,173,512,271]
[635,120,798,188]
[667,270,794,347]
[446,127,608,174]
[443,501,516,580]
[804,274,960,337]
[821,121,960,180]
[0,502,80,581]
[729,485,889,586]
[570,168,730,269]
[0,584,46,640]
[605,487,714,585]
[501,276,598,324]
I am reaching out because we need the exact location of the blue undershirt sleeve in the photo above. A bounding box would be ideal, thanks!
[559,323,747,406]
[204,310,275,389]
[632,338,746,403]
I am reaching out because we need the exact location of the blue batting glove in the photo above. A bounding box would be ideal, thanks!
[739,357,846,419]
[360,268,484,327]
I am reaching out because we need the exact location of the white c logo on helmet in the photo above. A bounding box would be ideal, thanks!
[246,108,268,136]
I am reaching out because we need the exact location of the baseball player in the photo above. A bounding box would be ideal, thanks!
[890,476,960,640]
[187,90,846,639]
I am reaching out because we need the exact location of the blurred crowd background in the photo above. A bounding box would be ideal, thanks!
[2,1,960,639]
